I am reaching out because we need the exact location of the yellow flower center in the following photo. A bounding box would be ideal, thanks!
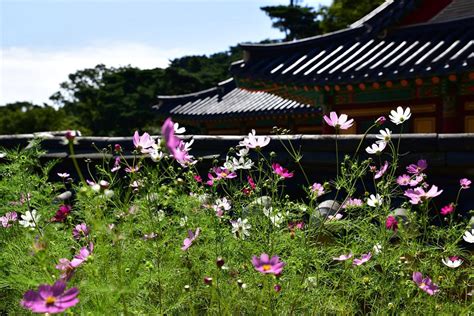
[220,172,228,177]
[262,264,272,271]
[45,296,56,305]
[420,282,426,288]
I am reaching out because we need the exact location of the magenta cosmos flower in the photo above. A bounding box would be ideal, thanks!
[21,281,79,314]
[440,204,454,216]
[323,111,354,130]
[161,118,194,165]
[404,185,443,204]
[272,163,294,179]
[353,252,371,266]
[385,215,398,231]
[72,223,89,240]
[52,205,72,222]
[460,178,471,189]
[412,272,439,295]
[181,228,200,251]
[406,160,427,175]
[252,253,285,275]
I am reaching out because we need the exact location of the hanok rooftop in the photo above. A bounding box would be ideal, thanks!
[155,0,474,134]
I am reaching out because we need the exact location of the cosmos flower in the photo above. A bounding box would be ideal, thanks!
[397,174,411,186]
[111,157,121,172]
[323,112,354,130]
[412,272,439,295]
[404,185,443,205]
[342,198,363,209]
[0,212,17,228]
[272,163,294,179]
[333,252,353,261]
[385,215,398,231]
[181,228,200,251]
[19,210,40,228]
[365,141,387,155]
[460,178,471,189]
[353,253,372,266]
[70,243,94,268]
[72,223,89,240]
[375,116,386,125]
[376,128,392,143]
[231,218,251,239]
[252,253,285,275]
[463,229,474,243]
[367,194,383,207]
[389,106,411,125]
[440,204,454,216]
[441,256,463,268]
[51,205,72,222]
[61,130,81,145]
[213,197,231,217]
[21,281,79,314]
[174,122,186,134]
[240,129,270,149]
[374,161,389,179]
[57,173,70,179]
[406,160,427,175]
[133,131,155,154]
[310,182,325,197]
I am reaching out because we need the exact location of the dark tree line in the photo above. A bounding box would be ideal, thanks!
[0,1,384,136]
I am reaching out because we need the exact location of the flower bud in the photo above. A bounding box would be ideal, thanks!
[203,277,213,285]
[216,257,225,268]
[375,116,386,125]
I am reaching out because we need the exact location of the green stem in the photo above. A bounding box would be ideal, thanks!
[68,142,86,184]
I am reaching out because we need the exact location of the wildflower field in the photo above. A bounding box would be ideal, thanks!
[1,108,473,314]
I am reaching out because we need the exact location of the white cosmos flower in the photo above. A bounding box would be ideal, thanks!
[0,152,6,159]
[240,129,270,149]
[373,243,382,254]
[174,122,186,134]
[441,256,463,268]
[463,229,474,243]
[263,207,286,227]
[19,209,40,228]
[366,141,387,155]
[179,216,188,227]
[367,194,383,207]
[231,218,251,239]
[376,128,392,143]
[237,147,249,157]
[389,106,411,125]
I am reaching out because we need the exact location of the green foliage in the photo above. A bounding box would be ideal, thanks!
[319,0,385,33]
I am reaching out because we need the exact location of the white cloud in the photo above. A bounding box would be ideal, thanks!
[0,42,188,105]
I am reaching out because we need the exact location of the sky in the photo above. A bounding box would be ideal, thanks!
[1,0,331,105]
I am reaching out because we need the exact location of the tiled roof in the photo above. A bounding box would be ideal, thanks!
[430,0,474,23]
[231,17,474,85]
[154,78,316,119]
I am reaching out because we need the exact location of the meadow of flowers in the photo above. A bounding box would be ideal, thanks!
[0,107,473,314]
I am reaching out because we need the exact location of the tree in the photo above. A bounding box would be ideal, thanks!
[319,0,385,33]
[261,4,322,40]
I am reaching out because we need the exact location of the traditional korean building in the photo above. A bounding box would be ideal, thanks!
[155,0,474,134]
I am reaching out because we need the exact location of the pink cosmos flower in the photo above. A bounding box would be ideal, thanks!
[252,253,285,275]
[404,185,443,205]
[406,160,427,175]
[323,111,354,130]
[72,223,89,240]
[385,215,398,231]
[21,281,79,314]
[288,222,305,231]
[248,175,256,189]
[52,205,72,222]
[181,228,200,251]
[70,243,93,268]
[342,198,363,209]
[409,174,424,187]
[193,175,202,183]
[125,165,140,173]
[375,116,386,125]
[397,174,411,186]
[353,253,371,266]
[440,204,454,216]
[412,272,439,295]
[460,178,471,189]
[55,258,75,281]
[311,182,325,197]
[333,252,353,261]
[1,211,17,228]
[133,131,155,153]
[111,157,121,172]
[374,161,389,180]
[213,197,231,217]
[212,167,237,180]
[272,163,294,179]
[162,118,195,166]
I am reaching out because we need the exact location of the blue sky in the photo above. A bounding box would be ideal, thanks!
[1,0,331,105]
